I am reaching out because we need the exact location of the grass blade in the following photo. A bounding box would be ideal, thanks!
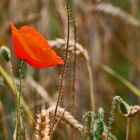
[103,65,140,97]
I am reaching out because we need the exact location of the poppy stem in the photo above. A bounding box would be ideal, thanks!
[17,60,25,140]
[19,60,24,109]
[6,62,34,126]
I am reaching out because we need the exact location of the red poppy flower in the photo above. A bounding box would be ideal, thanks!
[11,23,64,68]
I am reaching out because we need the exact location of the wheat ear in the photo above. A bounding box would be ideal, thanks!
[49,38,89,61]
[35,109,50,140]
[47,106,83,132]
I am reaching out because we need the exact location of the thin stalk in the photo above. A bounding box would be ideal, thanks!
[16,60,24,140]
[106,98,117,140]
[50,3,70,136]
[86,60,95,112]
[126,118,131,140]
[20,111,26,140]
[70,18,77,140]
[71,18,77,116]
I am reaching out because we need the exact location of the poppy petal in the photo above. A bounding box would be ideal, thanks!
[11,23,64,68]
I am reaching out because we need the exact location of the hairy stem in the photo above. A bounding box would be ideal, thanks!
[0,63,33,124]
[17,60,24,140]
[50,3,70,136]
[107,98,117,140]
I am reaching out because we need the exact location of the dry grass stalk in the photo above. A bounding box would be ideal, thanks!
[35,109,50,140]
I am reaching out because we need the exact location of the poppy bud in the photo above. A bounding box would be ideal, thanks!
[114,96,130,116]
[119,100,130,116]
[0,46,11,62]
